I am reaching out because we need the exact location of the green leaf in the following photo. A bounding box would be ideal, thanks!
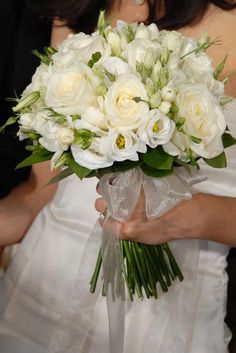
[203,152,227,168]
[67,154,92,179]
[141,148,174,170]
[46,168,74,185]
[141,163,173,177]
[16,149,53,169]
[88,160,141,178]
[88,51,102,68]
[190,136,202,144]
[222,132,236,149]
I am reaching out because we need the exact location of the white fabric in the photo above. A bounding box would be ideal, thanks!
[0,100,236,352]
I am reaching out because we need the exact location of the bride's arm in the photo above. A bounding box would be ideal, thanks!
[95,190,236,246]
[0,21,73,247]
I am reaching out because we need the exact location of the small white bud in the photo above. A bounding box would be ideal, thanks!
[159,101,172,115]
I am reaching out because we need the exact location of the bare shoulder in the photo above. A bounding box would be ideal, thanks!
[179,5,236,96]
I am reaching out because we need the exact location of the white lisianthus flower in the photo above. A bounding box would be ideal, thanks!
[147,23,160,40]
[22,64,50,97]
[180,38,198,58]
[71,139,113,169]
[104,74,149,129]
[75,106,108,136]
[161,86,176,102]
[39,123,74,152]
[19,112,34,130]
[176,83,226,158]
[139,109,175,148]
[56,127,75,151]
[102,57,132,76]
[135,23,159,40]
[207,76,225,97]
[123,38,161,70]
[18,112,35,140]
[163,130,190,162]
[167,53,186,82]
[159,101,172,115]
[45,63,98,115]
[53,32,111,67]
[100,129,146,162]
[160,30,184,52]
[182,52,214,82]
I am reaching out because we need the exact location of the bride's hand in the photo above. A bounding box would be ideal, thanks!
[95,182,236,245]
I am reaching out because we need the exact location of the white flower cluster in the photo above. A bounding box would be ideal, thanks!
[17,19,226,170]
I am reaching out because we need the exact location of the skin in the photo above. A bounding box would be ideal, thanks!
[0,1,235,248]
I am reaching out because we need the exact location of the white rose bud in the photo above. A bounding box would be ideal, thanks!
[161,86,176,102]
[159,101,172,115]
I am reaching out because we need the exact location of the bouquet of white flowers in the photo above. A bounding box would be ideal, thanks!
[2,12,235,301]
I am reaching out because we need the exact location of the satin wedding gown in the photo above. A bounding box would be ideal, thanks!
[0,100,236,353]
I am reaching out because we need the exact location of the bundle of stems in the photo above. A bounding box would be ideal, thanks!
[90,240,183,301]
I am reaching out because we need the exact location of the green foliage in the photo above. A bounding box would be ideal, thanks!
[16,149,53,169]
[46,168,74,185]
[141,164,173,177]
[222,132,236,149]
[32,46,57,65]
[141,148,174,170]
[203,152,227,168]
[67,154,92,179]
[88,52,102,68]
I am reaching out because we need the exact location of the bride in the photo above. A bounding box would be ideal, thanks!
[0,0,236,352]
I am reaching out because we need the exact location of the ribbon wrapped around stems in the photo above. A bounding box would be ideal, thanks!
[49,167,205,353]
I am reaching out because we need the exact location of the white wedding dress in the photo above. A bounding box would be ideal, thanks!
[0,101,236,353]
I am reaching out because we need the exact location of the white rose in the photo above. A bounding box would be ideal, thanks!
[123,38,161,70]
[45,63,98,115]
[104,74,149,129]
[100,129,146,162]
[160,31,184,52]
[139,109,175,148]
[176,83,226,158]
[53,32,111,67]
[71,139,113,169]
[102,57,132,76]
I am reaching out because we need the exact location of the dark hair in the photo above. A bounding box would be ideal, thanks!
[26,0,236,33]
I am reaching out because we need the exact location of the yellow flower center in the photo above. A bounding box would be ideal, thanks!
[116,134,125,149]
[153,122,160,133]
